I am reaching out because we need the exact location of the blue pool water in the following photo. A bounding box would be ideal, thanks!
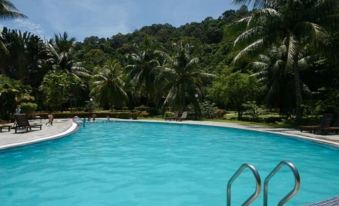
[0,121,338,206]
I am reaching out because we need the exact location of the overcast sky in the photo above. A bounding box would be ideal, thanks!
[2,0,239,41]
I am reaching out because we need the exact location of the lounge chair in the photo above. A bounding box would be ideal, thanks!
[300,114,333,134]
[0,124,11,132]
[14,114,42,133]
[323,117,339,134]
[177,112,188,121]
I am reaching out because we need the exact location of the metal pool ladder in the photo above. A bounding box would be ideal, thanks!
[226,161,300,206]
[227,164,261,206]
[264,161,301,206]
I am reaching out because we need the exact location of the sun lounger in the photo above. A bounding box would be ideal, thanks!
[0,124,11,132]
[323,117,339,134]
[14,114,42,133]
[177,111,188,121]
[300,114,333,134]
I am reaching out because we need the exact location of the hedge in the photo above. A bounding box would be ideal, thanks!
[33,111,146,119]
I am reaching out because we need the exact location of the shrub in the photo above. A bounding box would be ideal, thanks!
[242,101,264,121]
[34,111,133,119]
[20,102,38,114]
[164,111,175,118]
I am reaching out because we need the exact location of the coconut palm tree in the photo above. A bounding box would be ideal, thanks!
[233,0,338,120]
[0,0,26,19]
[51,32,76,53]
[0,0,26,53]
[157,43,214,115]
[47,33,89,80]
[91,60,128,109]
[125,48,162,105]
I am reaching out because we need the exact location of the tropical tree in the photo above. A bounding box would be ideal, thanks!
[40,70,81,111]
[157,43,214,115]
[0,0,26,19]
[0,75,33,119]
[0,28,50,87]
[125,45,161,106]
[91,60,128,110]
[0,0,26,52]
[251,44,310,116]
[47,32,89,80]
[51,32,76,53]
[233,0,339,120]
[209,71,261,119]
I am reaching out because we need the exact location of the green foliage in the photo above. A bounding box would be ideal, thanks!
[199,101,218,119]
[233,0,339,120]
[91,59,128,109]
[242,101,264,121]
[40,71,81,111]
[209,71,261,118]
[19,102,38,114]
[1,4,339,122]
[0,75,33,118]
[158,43,215,115]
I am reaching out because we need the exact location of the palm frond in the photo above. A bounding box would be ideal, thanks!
[233,39,264,63]
[234,26,264,47]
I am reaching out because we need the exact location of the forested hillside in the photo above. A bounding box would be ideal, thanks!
[1,1,339,123]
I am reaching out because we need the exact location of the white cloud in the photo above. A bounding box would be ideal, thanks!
[39,0,133,40]
[13,19,46,38]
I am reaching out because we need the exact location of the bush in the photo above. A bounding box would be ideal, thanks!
[200,101,218,119]
[135,105,150,112]
[164,111,175,118]
[242,101,264,121]
[20,102,38,114]
[34,111,133,119]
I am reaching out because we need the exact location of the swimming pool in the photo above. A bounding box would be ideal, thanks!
[0,121,338,205]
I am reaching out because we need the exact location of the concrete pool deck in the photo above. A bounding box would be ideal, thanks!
[0,119,77,150]
[0,118,338,150]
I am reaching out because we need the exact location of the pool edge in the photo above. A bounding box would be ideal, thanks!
[0,120,79,151]
[109,119,339,149]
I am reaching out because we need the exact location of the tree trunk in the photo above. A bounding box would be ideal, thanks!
[293,49,303,122]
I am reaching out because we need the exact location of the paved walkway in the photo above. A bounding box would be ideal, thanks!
[182,120,339,147]
[0,119,77,150]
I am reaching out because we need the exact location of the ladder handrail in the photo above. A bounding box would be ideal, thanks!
[264,161,301,206]
[227,163,261,206]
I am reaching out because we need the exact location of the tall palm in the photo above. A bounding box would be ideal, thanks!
[233,0,338,120]
[51,32,76,53]
[91,60,128,109]
[252,44,310,115]
[0,0,26,19]
[47,33,89,80]
[125,48,161,105]
[157,43,214,115]
[0,0,26,53]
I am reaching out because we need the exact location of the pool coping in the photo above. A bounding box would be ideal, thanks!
[0,120,79,150]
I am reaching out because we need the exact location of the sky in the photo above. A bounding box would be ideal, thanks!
[2,0,239,41]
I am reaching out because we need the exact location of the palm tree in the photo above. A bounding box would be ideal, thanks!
[157,43,214,115]
[125,47,161,105]
[91,60,128,110]
[51,32,76,53]
[0,0,26,19]
[233,0,338,120]
[251,44,310,116]
[0,0,26,53]
[47,32,89,80]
